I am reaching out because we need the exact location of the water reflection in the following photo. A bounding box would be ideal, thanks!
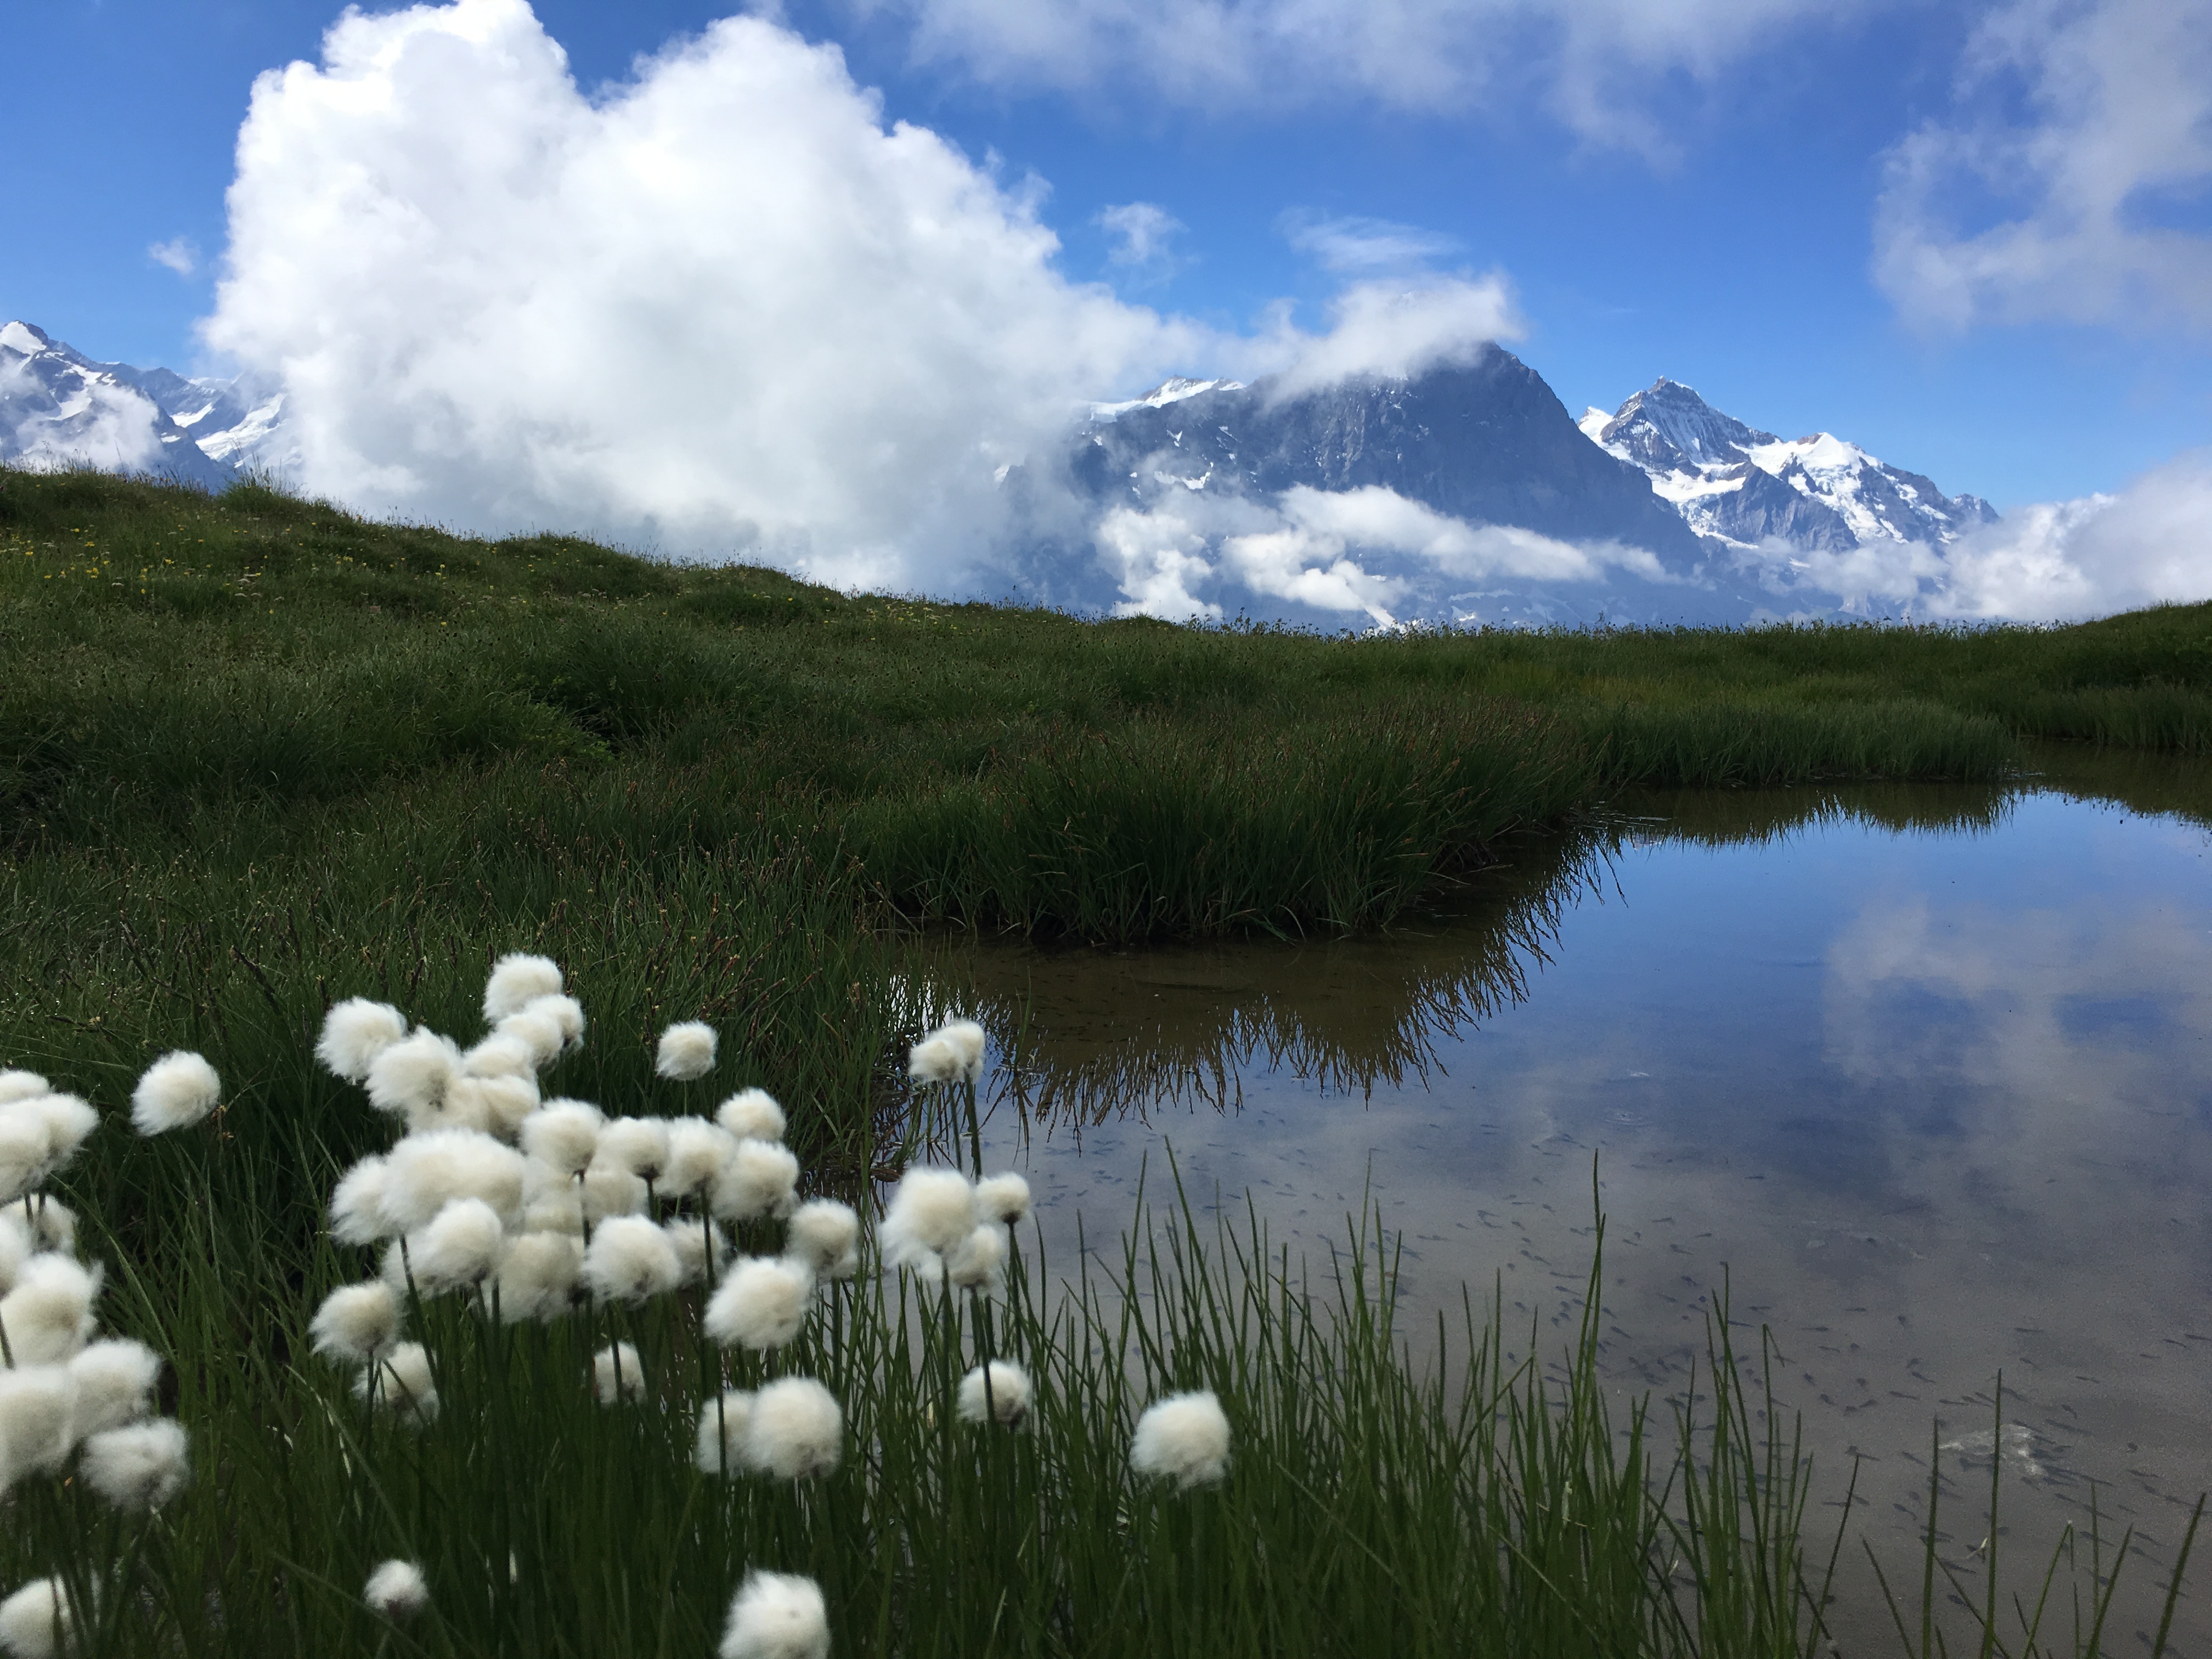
[918,749,2212,1652]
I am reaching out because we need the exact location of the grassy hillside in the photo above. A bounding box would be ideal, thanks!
[2,466,2205,1655]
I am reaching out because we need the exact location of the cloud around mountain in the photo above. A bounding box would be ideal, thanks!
[201,0,1514,596]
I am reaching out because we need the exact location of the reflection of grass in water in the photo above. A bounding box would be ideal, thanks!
[934,834,1602,1134]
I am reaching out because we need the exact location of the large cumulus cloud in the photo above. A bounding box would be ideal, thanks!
[202,0,1519,595]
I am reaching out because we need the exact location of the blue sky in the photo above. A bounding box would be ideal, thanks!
[4,0,2207,517]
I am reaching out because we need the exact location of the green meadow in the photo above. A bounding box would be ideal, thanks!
[1,465,2204,1655]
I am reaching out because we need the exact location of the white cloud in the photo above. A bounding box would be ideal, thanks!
[147,238,199,278]
[0,358,168,475]
[1098,201,1184,274]
[1280,212,1460,275]
[1098,483,1668,625]
[1260,276,1521,401]
[874,0,1874,151]
[1927,450,2212,620]
[1874,0,2212,332]
[1724,450,2212,622]
[201,0,1208,589]
[199,0,1525,589]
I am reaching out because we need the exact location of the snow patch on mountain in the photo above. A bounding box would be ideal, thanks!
[0,323,233,490]
[1584,378,1999,556]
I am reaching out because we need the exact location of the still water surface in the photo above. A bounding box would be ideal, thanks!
[940,749,2212,1652]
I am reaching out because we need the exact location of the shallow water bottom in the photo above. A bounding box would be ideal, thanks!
[936,752,2212,1654]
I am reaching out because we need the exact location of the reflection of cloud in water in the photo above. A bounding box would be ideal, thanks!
[921,755,2212,1651]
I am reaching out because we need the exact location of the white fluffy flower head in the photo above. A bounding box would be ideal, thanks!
[656,1020,719,1081]
[316,999,406,1083]
[974,1171,1031,1225]
[594,1341,644,1404]
[664,1119,736,1197]
[909,1017,986,1085]
[784,1199,860,1279]
[719,1570,829,1659]
[483,953,563,1024]
[695,1388,755,1475]
[409,1199,506,1293]
[0,1365,78,1485]
[743,1376,842,1480]
[379,1129,527,1232]
[67,1339,161,1437]
[595,1118,669,1182]
[0,1071,50,1106]
[704,1256,814,1351]
[492,1230,583,1322]
[329,1155,394,1246]
[946,1223,1007,1292]
[80,1419,190,1511]
[881,1167,975,1267]
[365,1029,463,1122]
[711,1138,799,1223]
[520,1100,603,1175]
[310,1282,401,1366]
[0,1577,75,1659]
[0,1254,100,1365]
[958,1360,1032,1429]
[356,1342,438,1420]
[25,1096,97,1170]
[364,1559,430,1620]
[583,1215,684,1305]
[1130,1390,1232,1490]
[714,1087,785,1143]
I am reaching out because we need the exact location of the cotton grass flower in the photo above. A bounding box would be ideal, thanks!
[496,1006,567,1070]
[25,1096,97,1170]
[946,1224,1006,1292]
[329,1155,396,1246]
[0,1577,75,1659]
[704,1257,814,1351]
[595,1118,669,1182]
[663,1119,736,1197]
[520,1100,603,1174]
[0,1216,26,1294]
[719,1570,829,1659]
[695,1389,754,1474]
[1130,1390,1232,1490]
[484,952,563,1023]
[67,1340,160,1437]
[449,1073,539,1141]
[0,1109,50,1205]
[311,1282,401,1366]
[365,1028,464,1121]
[522,992,586,1052]
[580,1164,647,1223]
[594,1341,644,1404]
[665,1217,733,1286]
[315,998,407,1082]
[379,1129,527,1232]
[583,1215,684,1305]
[128,1053,218,1136]
[656,1020,719,1081]
[715,1087,786,1143]
[408,1199,506,1293]
[783,1199,860,1280]
[0,1367,77,1488]
[881,1168,975,1269]
[356,1342,438,1421]
[363,1559,430,1620]
[909,1017,986,1085]
[710,1138,799,1223]
[490,1231,583,1322]
[80,1418,189,1511]
[462,1030,538,1080]
[21,1201,70,1257]
[957,1360,1032,1429]
[0,1072,49,1107]
[0,1255,99,1365]
[742,1376,842,1479]
[974,1171,1032,1225]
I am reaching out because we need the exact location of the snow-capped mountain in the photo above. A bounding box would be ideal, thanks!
[0,321,291,488]
[1579,379,1997,555]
